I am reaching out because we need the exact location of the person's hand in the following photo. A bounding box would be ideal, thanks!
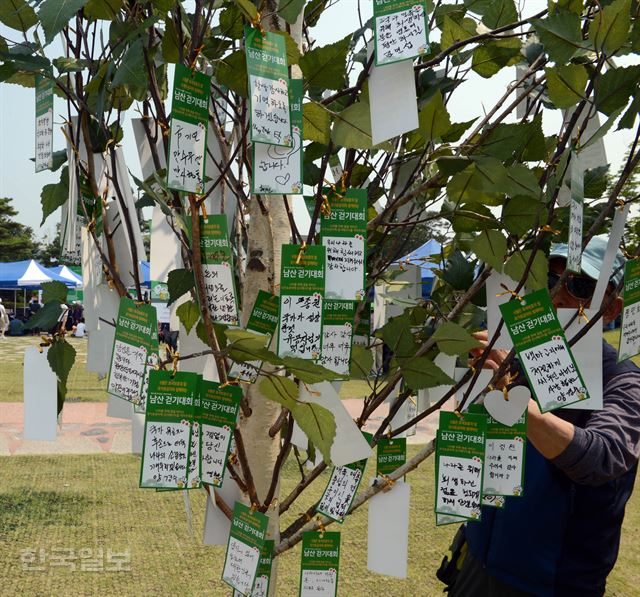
[469,331,510,388]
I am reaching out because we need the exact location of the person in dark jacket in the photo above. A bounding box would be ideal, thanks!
[449,237,640,597]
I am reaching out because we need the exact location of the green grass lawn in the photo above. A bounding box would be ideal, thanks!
[0,451,638,596]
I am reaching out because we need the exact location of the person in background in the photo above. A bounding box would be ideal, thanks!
[0,298,9,339]
[72,317,86,338]
[448,237,640,597]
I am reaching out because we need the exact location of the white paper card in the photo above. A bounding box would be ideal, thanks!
[436,455,483,519]
[300,569,337,595]
[317,465,363,521]
[203,262,239,325]
[454,368,494,410]
[253,127,302,194]
[278,295,323,359]
[168,119,206,193]
[375,4,428,65]
[319,323,352,376]
[222,536,261,596]
[186,422,201,488]
[367,480,411,578]
[250,75,291,146]
[484,437,524,497]
[322,237,366,301]
[201,423,232,486]
[131,411,145,454]
[369,51,419,145]
[140,421,190,488]
[23,347,57,441]
[106,395,132,420]
[418,353,456,411]
[486,271,519,350]
[203,471,242,545]
[299,381,373,467]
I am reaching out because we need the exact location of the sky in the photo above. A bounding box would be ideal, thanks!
[0,0,637,242]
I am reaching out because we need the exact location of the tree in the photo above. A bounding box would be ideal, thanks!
[2,0,640,592]
[0,197,38,262]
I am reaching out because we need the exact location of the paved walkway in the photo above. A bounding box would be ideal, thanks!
[0,398,454,456]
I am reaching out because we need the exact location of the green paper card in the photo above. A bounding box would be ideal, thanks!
[567,150,584,273]
[618,259,640,362]
[233,539,274,597]
[35,73,54,172]
[139,370,198,489]
[376,437,407,476]
[199,215,240,325]
[316,434,371,522]
[252,78,303,194]
[222,502,269,595]
[198,379,242,487]
[500,288,589,412]
[167,63,210,193]
[107,297,160,407]
[319,300,356,377]
[278,244,325,360]
[320,188,367,301]
[229,291,280,383]
[435,411,486,520]
[245,27,291,146]
[373,0,430,66]
[299,532,340,597]
[469,404,526,498]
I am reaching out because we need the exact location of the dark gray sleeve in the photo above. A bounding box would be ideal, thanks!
[551,374,640,486]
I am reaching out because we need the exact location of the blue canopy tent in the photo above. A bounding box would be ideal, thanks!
[397,239,444,299]
[51,265,83,287]
[0,260,76,318]
[140,261,151,288]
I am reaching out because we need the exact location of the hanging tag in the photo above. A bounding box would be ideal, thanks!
[221,502,269,596]
[373,0,430,66]
[139,370,198,489]
[619,259,640,362]
[278,244,325,360]
[299,531,341,597]
[469,404,526,499]
[167,64,210,193]
[35,72,54,172]
[245,27,292,146]
[23,347,58,441]
[319,300,356,377]
[198,215,240,326]
[233,539,275,597]
[567,150,584,273]
[198,379,242,487]
[252,78,303,194]
[319,188,368,301]
[500,288,590,412]
[229,290,280,383]
[376,437,407,477]
[435,411,486,521]
[107,297,160,409]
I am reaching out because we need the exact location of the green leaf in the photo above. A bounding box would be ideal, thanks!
[431,322,483,356]
[0,0,37,32]
[594,65,640,116]
[349,345,373,380]
[112,38,148,101]
[617,92,640,130]
[583,165,609,198]
[471,38,521,78]
[502,196,547,236]
[233,0,258,22]
[450,204,499,232]
[417,91,451,141]
[588,0,631,56]
[397,356,455,390]
[300,34,351,90]
[47,338,76,414]
[503,164,541,199]
[545,64,587,109]
[441,15,476,50]
[40,166,69,226]
[532,12,583,64]
[331,100,372,150]
[38,0,90,45]
[471,230,507,272]
[259,375,299,410]
[282,31,301,65]
[161,18,180,63]
[380,315,417,359]
[281,357,342,384]
[480,115,546,162]
[84,0,122,20]
[167,268,195,306]
[176,300,200,335]
[24,302,63,330]
[42,281,68,304]
[291,399,336,464]
[278,0,306,24]
[442,250,476,290]
[303,102,331,144]
[215,50,247,97]
[504,249,548,291]
[482,0,518,29]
